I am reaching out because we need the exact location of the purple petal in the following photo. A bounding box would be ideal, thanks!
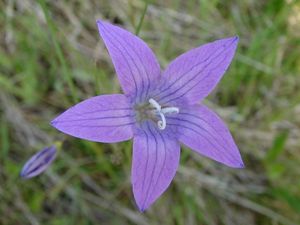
[157,37,239,105]
[97,20,161,98]
[168,105,244,168]
[51,94,134,143]
[21,146,57,179]
[131,123,180,211]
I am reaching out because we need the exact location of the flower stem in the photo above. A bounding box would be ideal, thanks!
[38,0,78,103]
[135,0,149,36]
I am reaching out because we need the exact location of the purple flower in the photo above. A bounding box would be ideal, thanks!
[51,20,244,211]
[21,146,57,179]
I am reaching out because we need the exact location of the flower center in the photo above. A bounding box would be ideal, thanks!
[135,98,179,130]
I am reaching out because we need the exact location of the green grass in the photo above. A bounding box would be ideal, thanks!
[1,0,300,224]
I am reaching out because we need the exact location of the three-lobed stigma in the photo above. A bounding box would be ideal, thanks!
[148,98,179,130]
[134,98,179,130]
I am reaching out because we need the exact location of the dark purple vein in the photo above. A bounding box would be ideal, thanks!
[71,107,132,117]
[157,37,237,98]
[140,127,149,203]
[100,25,139,96]
[101,25,147,100]
[161,52,229,104]
[146,128,167,206]
[104,26,154,100]
[54,114,134,123]
[179,111,234,149]
[168,120,239,165]
[54,122,135,128]
[141,123,158,210]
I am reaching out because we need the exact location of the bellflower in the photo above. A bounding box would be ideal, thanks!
[21,146,57,179]
[51,20,244,211]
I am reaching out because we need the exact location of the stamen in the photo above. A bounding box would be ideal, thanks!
[157,112,166,130]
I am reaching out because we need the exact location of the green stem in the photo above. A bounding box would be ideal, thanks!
[38,0,78,103]
[135,0,149,36]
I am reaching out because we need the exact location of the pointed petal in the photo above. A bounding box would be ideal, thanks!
[168,105,244,168]
[157,37,239,105]
[131,123,180,211]
[51,94,134,143]
[97,20,161,97]
[21,146,57,179]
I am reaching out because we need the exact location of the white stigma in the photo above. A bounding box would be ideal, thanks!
[157,112,166,130]
[148,98,179,130]
[149,98,161,111]
[161,107,179,114]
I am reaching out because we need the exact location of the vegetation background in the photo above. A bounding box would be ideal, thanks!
[1,0,300,224]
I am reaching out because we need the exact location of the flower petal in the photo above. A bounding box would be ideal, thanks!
[157,37,239,105]
[168,105,244,168]
[51,94,134,143]
[97,20,161,99]
[131,123,180,211]
[21,146,57,179]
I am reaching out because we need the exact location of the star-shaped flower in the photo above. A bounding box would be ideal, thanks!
[51,20,244,211]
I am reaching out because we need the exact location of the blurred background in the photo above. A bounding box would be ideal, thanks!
[1,0,300,224]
